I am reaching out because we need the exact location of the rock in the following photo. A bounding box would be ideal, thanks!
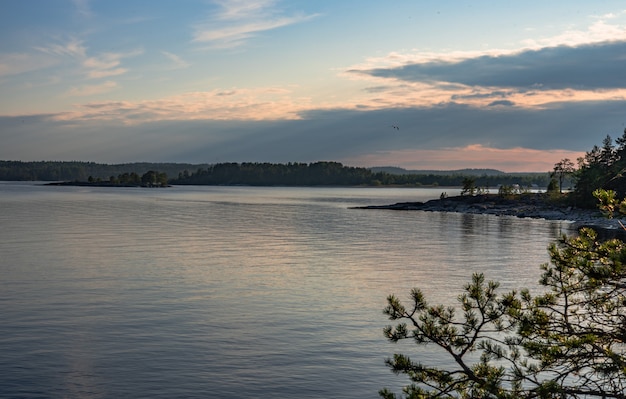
[352,193,616,228]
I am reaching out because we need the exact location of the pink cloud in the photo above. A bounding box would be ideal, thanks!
[53,87,309,122]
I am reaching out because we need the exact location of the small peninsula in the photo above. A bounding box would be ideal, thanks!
[352,193,623,236]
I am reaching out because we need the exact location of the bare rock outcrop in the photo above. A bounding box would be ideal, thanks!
[353,193,626,238]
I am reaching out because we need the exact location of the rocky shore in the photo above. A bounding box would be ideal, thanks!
[353,193,626,237]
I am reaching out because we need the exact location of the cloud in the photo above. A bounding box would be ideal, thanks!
[86,67,127,79]
[521,18,626,48]
[72,0,93,18]
[66,81,118,97]
[359,41,626,91]
[37,99,623,165]
[193,0,319,48]
[347,14,626,75]
[3,96,623,171]
[293,101,626,160]
[488,100,515,107]
[342,40,626,112]
[0,37,86,79]
[194,17,307,47]
[83,49,142,79]
[214,0,277,20]
[341,15,626,111]
[34,40,141,79]
[34,37,87,58]
[161,51,190,69]
[0,53,58,77]
[54,86,309,122]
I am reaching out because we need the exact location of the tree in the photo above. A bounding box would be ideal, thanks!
[380,191,626,398]
[156,171,168,187]
[600,135,616,167]
[461,177,477,196]
[141,170,156,186]
[546,178,559,194]
[550,158,575,193]
[574,132,626,208]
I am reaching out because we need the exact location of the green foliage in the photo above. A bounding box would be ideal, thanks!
[172,161,379,186]
[382,273,521,398]
[461,177,477,196]
[593,189,626,220]
[498,185,516,198]
[0,160,551,187]
[381,224,626,398]
[520,228,626,393]
[0,160,205,182]
[77,171,167,187]
[174,162,541,187]
[573,129,626,207]
[550,158,575,193]
[497,184,530,199]
[546,178,559,194]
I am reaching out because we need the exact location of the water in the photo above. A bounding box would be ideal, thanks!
[0,183,573,398]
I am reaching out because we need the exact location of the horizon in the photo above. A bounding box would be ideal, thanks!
[2,1,626,172]
[2,159,552,174]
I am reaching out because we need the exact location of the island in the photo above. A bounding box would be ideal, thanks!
[46,170,170,188]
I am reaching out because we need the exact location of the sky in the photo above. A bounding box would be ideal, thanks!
[2,1,626,172]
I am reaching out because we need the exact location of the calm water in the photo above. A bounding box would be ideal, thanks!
[0,183,574,398]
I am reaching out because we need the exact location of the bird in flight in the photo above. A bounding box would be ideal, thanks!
[391,125,399,130]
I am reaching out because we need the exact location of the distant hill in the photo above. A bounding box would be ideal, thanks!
[369,167,508,176]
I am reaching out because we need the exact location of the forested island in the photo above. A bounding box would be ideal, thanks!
[170,162,551,187]
[0,160,550,188]
[47,170,170,188]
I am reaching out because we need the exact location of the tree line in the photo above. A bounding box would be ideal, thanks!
[0,160,551,188]
[82,170,169,187]
[0,161,207,182]
[171,161,549,187]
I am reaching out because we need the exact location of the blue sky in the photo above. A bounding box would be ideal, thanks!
[2,0,626,171]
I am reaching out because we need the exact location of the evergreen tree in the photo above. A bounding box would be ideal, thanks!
[550,158,575,193]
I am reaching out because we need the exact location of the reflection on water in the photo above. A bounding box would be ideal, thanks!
[0,183,573,398]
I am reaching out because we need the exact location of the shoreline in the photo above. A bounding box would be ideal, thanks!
[352,193,626,237]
